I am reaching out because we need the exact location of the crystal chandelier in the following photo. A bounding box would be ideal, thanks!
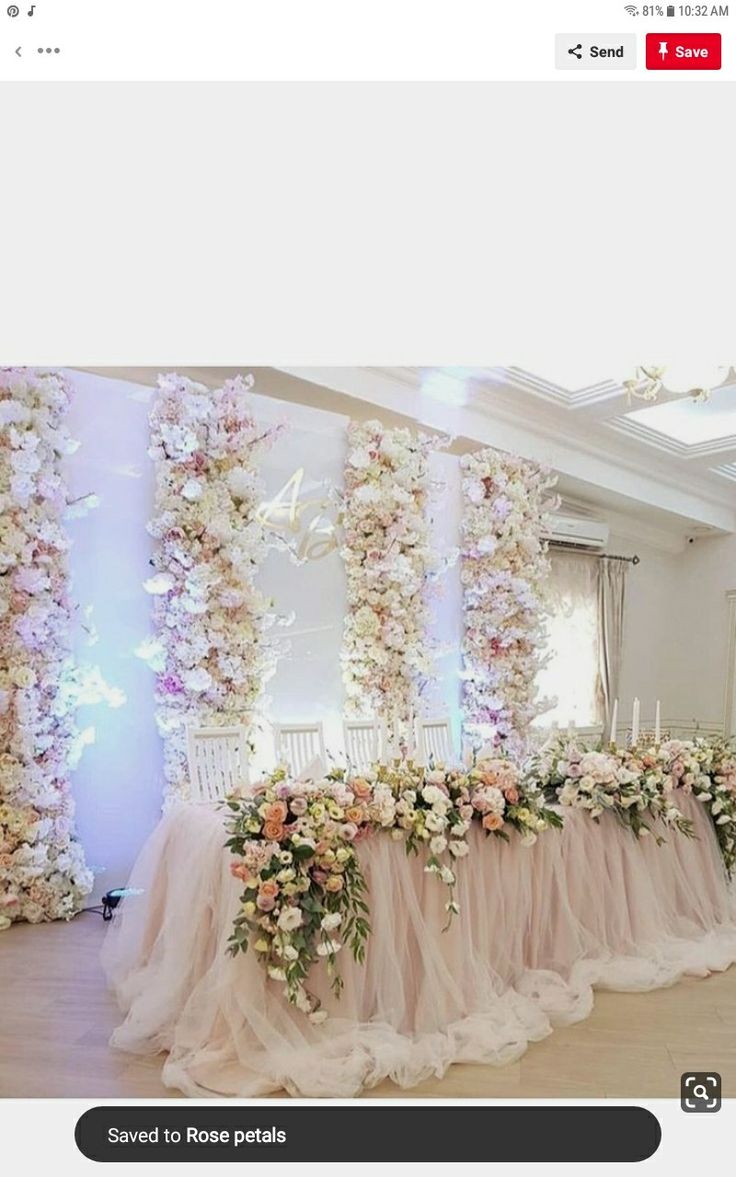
[623,364,727,405]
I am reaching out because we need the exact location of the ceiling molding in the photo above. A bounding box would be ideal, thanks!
[501,367,625,409]
[279,366,736,535]
[608,415,736,462]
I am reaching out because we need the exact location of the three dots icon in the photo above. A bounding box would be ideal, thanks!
[37,46,60,52]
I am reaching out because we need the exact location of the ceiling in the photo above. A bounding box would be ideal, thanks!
[77,365,736,550]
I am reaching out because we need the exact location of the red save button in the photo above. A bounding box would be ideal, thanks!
[646,33,721,69]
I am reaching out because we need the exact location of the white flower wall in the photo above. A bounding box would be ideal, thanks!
[145,374,283,803]
[340,420,448,739]
[461,447,557,756]
[0,370,94,926]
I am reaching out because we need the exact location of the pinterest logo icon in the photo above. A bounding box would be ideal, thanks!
[6,4,19,14]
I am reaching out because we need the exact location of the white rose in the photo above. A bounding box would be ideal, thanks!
[277,908,303,933]
[320,912,342,931]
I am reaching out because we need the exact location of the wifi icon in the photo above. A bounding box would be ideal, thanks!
[624,4,639,13]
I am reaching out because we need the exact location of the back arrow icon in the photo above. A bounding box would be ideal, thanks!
[15,46,21,56]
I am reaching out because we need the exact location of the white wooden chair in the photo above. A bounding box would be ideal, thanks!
[274,722,326,777]
[417,717,454,765]
[186,724,250,803]
[343,719,380,772]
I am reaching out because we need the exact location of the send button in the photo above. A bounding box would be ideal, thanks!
[555,34,637,69]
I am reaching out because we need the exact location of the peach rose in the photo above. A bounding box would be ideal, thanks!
[263,821,285,841]
[351,778,372,799]
[325,875,344,893]
[503,787,520,805]
[258,879,280,899]
[345,805,365,824]
[482,813,504,832]
[264,800,288,824]
[230,861,250,881]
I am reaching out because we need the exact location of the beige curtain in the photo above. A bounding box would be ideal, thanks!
[598,557,628,741]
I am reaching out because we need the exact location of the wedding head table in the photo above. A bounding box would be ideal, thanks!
[102,744,736,1099]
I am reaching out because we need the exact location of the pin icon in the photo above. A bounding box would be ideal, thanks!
[7,4,20,15]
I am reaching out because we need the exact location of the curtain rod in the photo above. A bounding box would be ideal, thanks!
[549,545,640,565]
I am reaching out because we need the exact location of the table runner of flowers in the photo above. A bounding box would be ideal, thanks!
[533,735,736,867]
[142,374,284,804]
[461,448,558,758]
[224,756,561,1021]
[225,735,736,1021]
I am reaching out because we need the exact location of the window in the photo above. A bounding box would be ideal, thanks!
[534,551,602,729]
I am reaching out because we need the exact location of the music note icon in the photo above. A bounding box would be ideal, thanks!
[27,3,35,12]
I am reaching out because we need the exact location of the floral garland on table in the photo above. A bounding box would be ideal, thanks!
[225,756,560,1021]
[460,448,557,758]
[658,737,736,875]
[143,374,284,804]
[0,369,124,928]
[532,739,694,843]
[340,420,449,743]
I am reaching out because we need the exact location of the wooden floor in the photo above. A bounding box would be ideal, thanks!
[2,915,736,1099]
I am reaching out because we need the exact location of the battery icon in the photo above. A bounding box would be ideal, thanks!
[666,4,675,13]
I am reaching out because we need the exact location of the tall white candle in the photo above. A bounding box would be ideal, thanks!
[632,698,640,745]
[655,700,661,744]
[610,699,618,747]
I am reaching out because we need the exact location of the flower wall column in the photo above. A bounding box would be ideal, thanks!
[461,447,557,756]
[340,419,447,743]
[0,370,93,925]
[145,374,282,803]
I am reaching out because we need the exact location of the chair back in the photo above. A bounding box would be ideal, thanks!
[343,719,380,772]
[186,725,249,803]
[417,717,454,765]
[274,722,326,777]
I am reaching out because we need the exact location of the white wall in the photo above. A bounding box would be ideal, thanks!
[612,530,735,731]
[665,532,736,723]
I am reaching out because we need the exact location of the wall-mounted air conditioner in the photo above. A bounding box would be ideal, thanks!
[544,514,610,551]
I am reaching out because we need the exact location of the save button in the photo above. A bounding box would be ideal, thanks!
[645,33,721,69]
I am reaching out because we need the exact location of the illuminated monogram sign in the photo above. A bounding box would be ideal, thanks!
[256,467,339,562]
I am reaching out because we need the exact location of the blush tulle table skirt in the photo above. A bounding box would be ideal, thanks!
[101,794,736,1097]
